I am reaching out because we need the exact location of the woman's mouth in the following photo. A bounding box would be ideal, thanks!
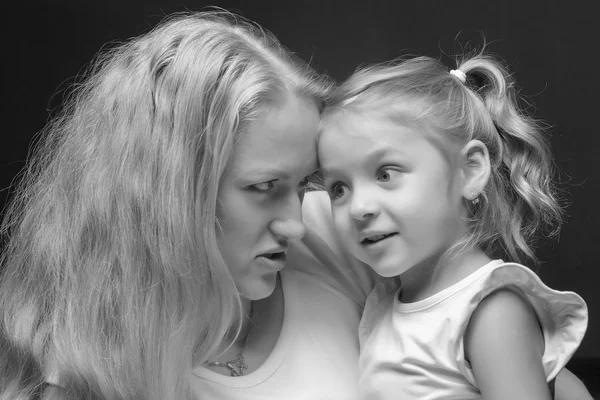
[256,251,287,271]
[259,252,286,260]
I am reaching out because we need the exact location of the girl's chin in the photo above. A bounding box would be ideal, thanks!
[365,258,412,278]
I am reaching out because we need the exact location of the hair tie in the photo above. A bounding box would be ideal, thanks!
[449,69,466,84]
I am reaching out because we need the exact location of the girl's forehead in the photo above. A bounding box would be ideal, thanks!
[322,93,427,126]
[320,108,416,137]
[319,109,461,164]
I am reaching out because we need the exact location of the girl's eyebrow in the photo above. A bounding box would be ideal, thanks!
[322,147,403,177]
[365,147,400,160]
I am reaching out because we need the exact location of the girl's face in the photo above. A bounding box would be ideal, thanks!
[318,112,467,278]
[216,93,320,300]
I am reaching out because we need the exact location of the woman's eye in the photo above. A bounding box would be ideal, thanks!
[251,181,275,192]
[298,175,310,190]
[327,183,346,200]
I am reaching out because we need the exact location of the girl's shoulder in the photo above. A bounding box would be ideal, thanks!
[469,261,587,332]
[463,261,588,383]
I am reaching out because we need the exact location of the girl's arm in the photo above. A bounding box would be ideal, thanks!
[465,289,551,400]
[555,368,593,400]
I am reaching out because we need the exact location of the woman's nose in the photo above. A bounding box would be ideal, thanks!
[269,192,306,242]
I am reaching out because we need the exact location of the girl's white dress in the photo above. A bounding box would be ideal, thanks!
[358,259,588,400]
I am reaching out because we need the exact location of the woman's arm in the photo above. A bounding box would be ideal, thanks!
[555,368,593,400]
[465,289,551,400]
[301,190,381,301]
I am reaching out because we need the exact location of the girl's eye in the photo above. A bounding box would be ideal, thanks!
[376,167,402,183]
[327,183,347,200]
[251,181,275,192]
[377,170,391,182]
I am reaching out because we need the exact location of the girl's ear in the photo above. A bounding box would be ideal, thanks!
[460,140,491,201]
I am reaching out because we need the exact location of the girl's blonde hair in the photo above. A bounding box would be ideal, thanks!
[0,11,330,400]
[324,49,562,267]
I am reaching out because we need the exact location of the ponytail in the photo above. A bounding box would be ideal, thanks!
[457,52,563,264]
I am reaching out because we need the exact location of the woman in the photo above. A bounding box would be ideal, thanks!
[0,11,591,400]
[1,11,331,399]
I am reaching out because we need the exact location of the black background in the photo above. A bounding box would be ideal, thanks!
[5,0,599,389]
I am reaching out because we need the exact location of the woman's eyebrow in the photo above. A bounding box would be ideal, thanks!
[234,166,290,180]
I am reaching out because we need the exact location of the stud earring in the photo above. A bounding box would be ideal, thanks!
[471,192,480,205]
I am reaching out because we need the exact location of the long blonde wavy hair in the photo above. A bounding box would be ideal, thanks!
[0,11,330,400]
[323,49,563,268]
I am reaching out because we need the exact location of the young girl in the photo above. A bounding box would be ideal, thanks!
[317,51,588,399]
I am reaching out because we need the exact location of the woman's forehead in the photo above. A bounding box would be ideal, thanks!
[229,94,320,177]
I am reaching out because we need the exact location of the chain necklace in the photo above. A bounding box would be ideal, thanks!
[206,302,254,377]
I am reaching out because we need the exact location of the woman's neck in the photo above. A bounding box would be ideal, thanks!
[205,273,285,376]
[239,297,254,341]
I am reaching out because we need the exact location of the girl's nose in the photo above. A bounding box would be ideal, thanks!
[349,189,380,221]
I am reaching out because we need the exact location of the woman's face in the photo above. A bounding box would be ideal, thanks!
[216,93,320,300]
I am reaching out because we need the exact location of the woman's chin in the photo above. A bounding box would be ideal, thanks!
[238,272,279,301]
